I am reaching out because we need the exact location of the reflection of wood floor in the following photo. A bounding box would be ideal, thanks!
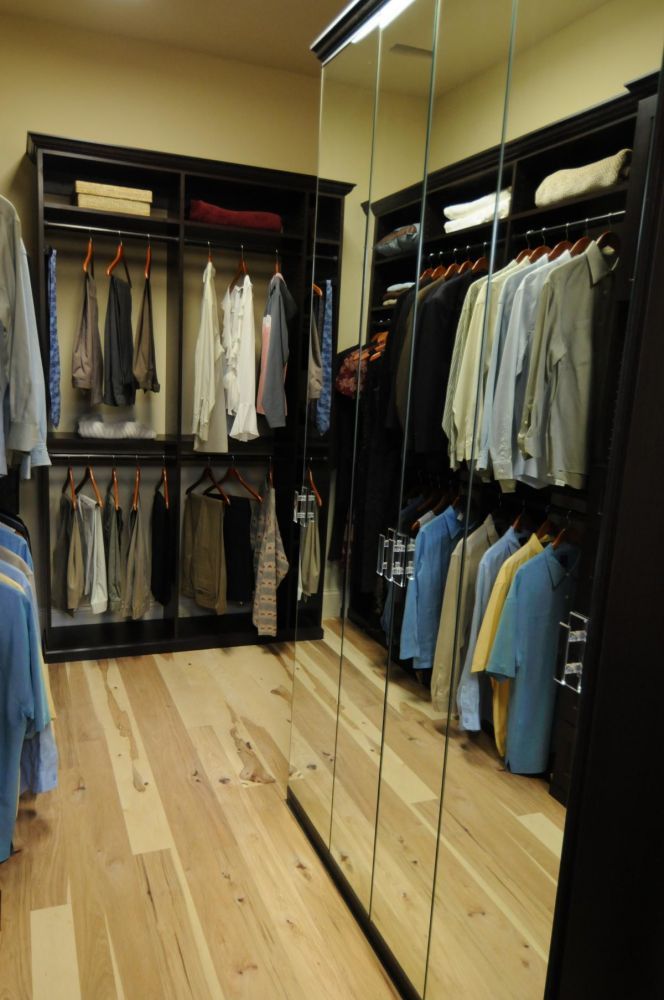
[0,648,398,1000]
[291,620,566,999]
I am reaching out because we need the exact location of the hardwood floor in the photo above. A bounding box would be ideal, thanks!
[0,646,399,1000]
[290,619,566,1000]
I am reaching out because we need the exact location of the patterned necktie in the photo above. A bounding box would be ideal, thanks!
[316,280,333,434]
[47,248,60,427]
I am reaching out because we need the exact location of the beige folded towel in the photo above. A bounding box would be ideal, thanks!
[535,149,631,207]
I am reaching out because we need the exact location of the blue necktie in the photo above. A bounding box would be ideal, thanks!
[316,280,333,434]
[47,248,60,427]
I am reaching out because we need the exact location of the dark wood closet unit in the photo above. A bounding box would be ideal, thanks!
[27,133,352,662]
[347,73,658,805]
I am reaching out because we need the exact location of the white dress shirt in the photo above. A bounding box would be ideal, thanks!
[192,262,228,453]
[222,275,259,442]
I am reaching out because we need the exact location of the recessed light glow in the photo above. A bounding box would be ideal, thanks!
[350,0,417,43]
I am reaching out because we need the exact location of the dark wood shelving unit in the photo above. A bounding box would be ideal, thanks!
[28,132,353,662]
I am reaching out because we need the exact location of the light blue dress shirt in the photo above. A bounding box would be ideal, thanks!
[456,526,525,731]
[487,543,578,775]
[400,505,468,671]
[0,577,50,861]
[489,251,571,490]
[477,259,545,474]
[0,522,32,568]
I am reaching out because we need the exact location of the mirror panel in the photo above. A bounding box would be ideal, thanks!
[424,2,664,998]
[327,0,441,911]
[287,29,381,846]
[368,2,516,994]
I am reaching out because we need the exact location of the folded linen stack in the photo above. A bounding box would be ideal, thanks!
[534,148,631,207]
[382,280,414,306]
[75,181,153,217]
[443,188,511,233]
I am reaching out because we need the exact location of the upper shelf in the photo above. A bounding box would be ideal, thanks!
[43,201,179,238]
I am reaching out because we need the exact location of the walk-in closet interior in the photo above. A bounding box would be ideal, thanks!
[288,1,664,997]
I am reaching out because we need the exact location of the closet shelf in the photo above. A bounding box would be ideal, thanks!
[183,219,304,253]
[47,432,178,455]
[43,201,179,236]
[509,183,628,223]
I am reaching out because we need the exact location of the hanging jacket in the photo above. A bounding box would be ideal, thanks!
[0,195,50,478]
[257,273,296,429]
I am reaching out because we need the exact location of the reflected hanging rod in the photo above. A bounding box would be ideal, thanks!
[44,220,179,243]
[517,208,626,242]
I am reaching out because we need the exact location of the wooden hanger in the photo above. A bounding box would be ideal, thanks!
[274,250,281,275]
[159,465,169,510]
[107,239,125,277]
[75,464,103,507]
[308,466,323,508]
[548,239,572,261]
[62,465,78,510]
[458,248,473,275]
[596,229,621,254]
[472,255,489,274]
[529,244,551,263]
[570,223,592,257]
[515,248,531,263]
[131,464,141,513]
[219,465,263,503]
[312,282,323,297]
[83,237,94,274]
[230,244,248,290]
[110,466,120,512]
[187,464,230,505]
[536,516,556,540]
[144,241,152,280]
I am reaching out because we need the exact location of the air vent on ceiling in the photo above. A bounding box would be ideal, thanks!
[390,43,433,59]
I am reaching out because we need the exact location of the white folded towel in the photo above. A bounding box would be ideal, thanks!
[443,190,511,233]
[443,188,511,221]
[78,412,157,439]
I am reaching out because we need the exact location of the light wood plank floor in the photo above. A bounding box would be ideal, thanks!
[0,646,399,1000]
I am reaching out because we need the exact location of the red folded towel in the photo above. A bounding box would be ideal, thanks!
[189,199,283,232]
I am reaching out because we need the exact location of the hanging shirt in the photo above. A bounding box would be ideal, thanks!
[400,505,468,672]
[476,257,547,475]
[451,259,525,466]
[487,543,579,774]
[519,242,617,489]
[0,574,50,861]
[471,532,546,755]
[193,262,228,453]
[431,515,498,715]
[0,521,32,567]
[442,279,484,461]
[489,251,572,490]
[455,526,525,732]
[222,275,259,442]
[257,273,296,428]
[0,195,50,479]
[77,494,108,614]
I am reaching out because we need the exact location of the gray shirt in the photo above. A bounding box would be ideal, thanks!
[257,273,296,429]
[519,242,616,490]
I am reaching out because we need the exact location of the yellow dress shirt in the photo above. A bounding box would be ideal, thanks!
[470,532,545,755]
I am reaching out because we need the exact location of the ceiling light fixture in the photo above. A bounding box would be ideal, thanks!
[350,0,417,43]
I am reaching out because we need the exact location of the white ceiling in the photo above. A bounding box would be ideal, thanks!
[0,0,612,94]
[0,0,342,76]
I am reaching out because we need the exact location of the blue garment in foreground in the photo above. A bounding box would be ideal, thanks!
[0,523,32,568]
[487,543,578,774]
[0,579,50,861]
[400,505,468,671]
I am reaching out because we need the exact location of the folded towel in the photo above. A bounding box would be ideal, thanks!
[443,193,510,233]
[382,298,397,306]
[535,149,631,207]
[78,412,157,439]
[189,199,283,232]
[386,281,415,293]
[444,188,511,221]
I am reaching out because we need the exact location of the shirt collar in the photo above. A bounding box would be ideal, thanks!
[585,240,618,287]
[544,542,580,588]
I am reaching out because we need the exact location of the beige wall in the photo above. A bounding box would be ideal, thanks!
[429,0,664,169]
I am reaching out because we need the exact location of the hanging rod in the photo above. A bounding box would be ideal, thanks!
[423,236,506,259]
[49,451,171,464]
[517,209,626,242]
[184,237,295,258]
[44,220,179,243]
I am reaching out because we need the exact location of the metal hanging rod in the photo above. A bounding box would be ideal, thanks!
[183,237,294,259]
[518,209,626,242]
[424,237,506,259]
[44,220,179,243]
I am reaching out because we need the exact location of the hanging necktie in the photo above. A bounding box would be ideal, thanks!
[47,248,60,427]
[316,279,333,434]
